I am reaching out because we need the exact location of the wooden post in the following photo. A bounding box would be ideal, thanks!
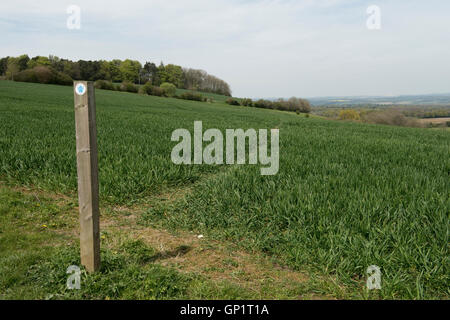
[73,81,100,273]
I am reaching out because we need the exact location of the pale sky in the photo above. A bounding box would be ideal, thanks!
[1,0,449,98]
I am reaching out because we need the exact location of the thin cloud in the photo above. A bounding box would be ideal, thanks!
[1,0,449,97]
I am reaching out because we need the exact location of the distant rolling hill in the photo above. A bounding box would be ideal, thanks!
[307,93,450,107]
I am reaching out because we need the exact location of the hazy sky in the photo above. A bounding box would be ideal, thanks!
[1,0,449,98]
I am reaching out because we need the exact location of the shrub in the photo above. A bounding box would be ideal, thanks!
[160,82,176,97]
[14,66,72,86]
[14,69,37,83]
[179,91,205,102]
[139,81,153,95]
[254,99,274,109]
[362,110,422,128]
[241,98,253,107]
[120,81,138,93]
[54,72,72,86]
[226,98,241,106]
[254,99,266,108]
[35,67,59,84]
[150,86,164,97]
[339,109,361,121]
[285,97,311,113]
[94,80,115,91]
[446,121,450,127]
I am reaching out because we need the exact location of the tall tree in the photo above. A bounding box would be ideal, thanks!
[6,58,20,80]
[0,57,9,76]
[27,56,51,69]
[109,60,122,82]
[16,54,30,71]
[78,60,102,81]
[62,60,81,80]
[158,64,183,87]
[120,59,142,83]
[142,62,158,85]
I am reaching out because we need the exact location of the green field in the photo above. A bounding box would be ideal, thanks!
[0,80,449,299]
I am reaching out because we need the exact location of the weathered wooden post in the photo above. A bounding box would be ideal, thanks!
[73,81,100,273]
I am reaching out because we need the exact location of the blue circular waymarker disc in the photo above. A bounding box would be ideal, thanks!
[75,83,87,96]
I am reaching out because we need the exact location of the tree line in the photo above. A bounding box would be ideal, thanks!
[0,54,232,96]
[94,79,210,103]
[226,97,311,114]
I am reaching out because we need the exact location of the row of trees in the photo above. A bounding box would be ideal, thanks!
[315,105,450,120]
[0,55,232,95]
[95,79,209,103]
[226,97,311,114]
[335,108,426,128]
[402,108,450,119]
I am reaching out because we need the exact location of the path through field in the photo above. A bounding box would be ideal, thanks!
[1,181,346,299]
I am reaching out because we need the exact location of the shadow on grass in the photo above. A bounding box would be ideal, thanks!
[148,245,192,262]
